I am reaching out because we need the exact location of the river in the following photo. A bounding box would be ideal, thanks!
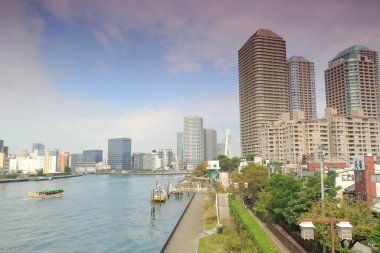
[0,174,192,253]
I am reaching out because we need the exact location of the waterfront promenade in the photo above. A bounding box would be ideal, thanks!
[163,193,205,253]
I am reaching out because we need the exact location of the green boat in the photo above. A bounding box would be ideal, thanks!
[28,188,64,199]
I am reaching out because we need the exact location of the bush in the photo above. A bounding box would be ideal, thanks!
[229,195,279,253]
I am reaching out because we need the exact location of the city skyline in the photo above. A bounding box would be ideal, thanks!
[1,0,379,156]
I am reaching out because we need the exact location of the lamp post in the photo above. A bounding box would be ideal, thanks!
[300,218,352,253]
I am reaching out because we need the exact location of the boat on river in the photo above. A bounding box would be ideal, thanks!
[151,184,166,202]
[28,188,64,199]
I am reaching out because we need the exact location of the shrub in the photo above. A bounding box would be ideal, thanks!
[229,195,279,253]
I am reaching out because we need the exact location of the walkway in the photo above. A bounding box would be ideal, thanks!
[163,193,205,253]
[217,193,230,225]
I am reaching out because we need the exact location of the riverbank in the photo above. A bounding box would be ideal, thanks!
[108,170,190,175]
[0,174,82,183]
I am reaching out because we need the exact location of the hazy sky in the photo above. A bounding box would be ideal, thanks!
[1,0,379,155]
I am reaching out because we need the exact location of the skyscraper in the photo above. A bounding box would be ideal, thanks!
[183,116,204,170]
[108,138,132,170]
[239,29,289,156]
[204,129,217,160]
[325,45,379,119]
[177,132,184,160]
[83,150,103,164]
[157,149,174,169]
[32,143,45,152]
[288,56,317,120]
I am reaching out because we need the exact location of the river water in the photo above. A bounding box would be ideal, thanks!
[0,174,192,253]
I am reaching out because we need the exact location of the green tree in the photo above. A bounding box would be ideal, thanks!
[300,198,375,250]
[246,153,255,161]
[64,166,72,174]
[284,172,338,227]
[191,161,208,177]
[370,218,380,249]
[35,169,44,176]
[216,155,240,172]
[232,163,269,204]
[254,174,303,221]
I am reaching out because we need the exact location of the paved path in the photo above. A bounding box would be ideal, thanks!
[217,193,230,225]
[163,193,204,253]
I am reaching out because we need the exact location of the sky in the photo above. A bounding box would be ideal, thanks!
[0,0,379,156]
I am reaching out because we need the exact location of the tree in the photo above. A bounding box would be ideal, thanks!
[254,174,303,221]
[232,163,269,204]
[370,218,380,249]
[284,172,338,227]
[300,198,375,250]
[191,162,208,177]
[246,153,255,161]
[216,155,240,172]
[64,166,72,174]
[35,169,44,176]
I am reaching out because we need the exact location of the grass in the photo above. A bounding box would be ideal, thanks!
[198,224,247,253]
[204,193,217,231]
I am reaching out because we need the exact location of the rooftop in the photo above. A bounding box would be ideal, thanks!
[333,45,371,60]
[253,28,282,39]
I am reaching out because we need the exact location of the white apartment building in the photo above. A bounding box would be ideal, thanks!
[9,150,59,174]
[259,108,380,164]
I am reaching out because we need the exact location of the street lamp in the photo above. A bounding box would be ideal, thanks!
[299,218,352,253]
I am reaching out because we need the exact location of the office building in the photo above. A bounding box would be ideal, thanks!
[183,116,205,170]
[0,153,9,176]
[132,153,159,170]
[288,56,317,120]
[83,150,103,164]
[108,138,132,170]
[157,149,174,169]
[325,45,379,119]
[204,129,217,160]
[57,152,70,173]
[217,143,225,156]
[177,132,184,160]
[32,143,45,151]
[239,29,289,156]
[70,153,83,171]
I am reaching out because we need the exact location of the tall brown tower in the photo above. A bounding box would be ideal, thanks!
[325,45,379,119]
[239,29,289,156]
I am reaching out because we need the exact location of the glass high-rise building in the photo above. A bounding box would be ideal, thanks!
[176,132,184,160]
[32,143,45,152]
[108,138,132,170]
[183,116,204,170]
[288,56,317,120]
[325,45,379,119]
[239,29,289,156]
[83,150,103,164]
[204,129,217,160]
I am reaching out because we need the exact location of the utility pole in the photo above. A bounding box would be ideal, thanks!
[318,146,325,209]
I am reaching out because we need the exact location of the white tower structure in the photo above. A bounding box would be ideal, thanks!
[224,129,232,158]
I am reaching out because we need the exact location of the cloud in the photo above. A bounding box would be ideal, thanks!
[0,0,239,155]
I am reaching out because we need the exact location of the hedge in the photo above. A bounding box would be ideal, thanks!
[229,196,279,253]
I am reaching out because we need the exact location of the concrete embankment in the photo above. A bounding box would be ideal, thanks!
[0,174,82,183]
[161,193,204,253]
[0,178,29,183]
